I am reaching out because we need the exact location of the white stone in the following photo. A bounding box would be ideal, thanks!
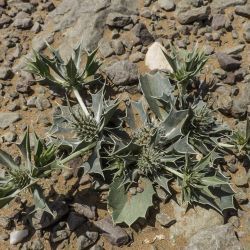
[145,42,173,73]
[10,229,29,245]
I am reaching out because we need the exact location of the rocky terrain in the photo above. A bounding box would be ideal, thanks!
[0,0,250,249]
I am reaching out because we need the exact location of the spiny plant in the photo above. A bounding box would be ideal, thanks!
[48,86,119,178]
[164,153,235,213]
[26,42,101,117]
[226,118,250,159]
[0,129,57,212]
[106,99,235,226]
[162,43,208,105]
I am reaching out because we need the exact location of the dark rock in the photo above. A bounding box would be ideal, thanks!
[235,5,250,18]
[0,113,21,129]
[158,0,175,11]
[212,14,225,30]
[0,67,12,80]
[133,23,154,46]
[16,83,31,94]
[67,212,86,231]
[217,53,241,71]
[105,60,138,85]
[42,2,55,12]
[32,200,69,229]
[177,6,210,25]
[94,217,130,246]
[77,231,99,250]
[71,203,97,220]
[156,213,176,227]
[106,12,132,28]
[185,224,243,250]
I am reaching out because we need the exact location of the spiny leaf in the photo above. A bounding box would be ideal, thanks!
[0,149,19,171]
[108,177,155,226]
[140,72,174,120]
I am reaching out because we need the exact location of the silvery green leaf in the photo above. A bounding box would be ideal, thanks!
[31,184,53,216]
[81,141,104,178]
[166,134,197,154]
[108,177,155,226]
[125,100,149,130]
[83,48,101,79]
[140,72,174,120]
[17,129,32,172]
[0,189,20,208]
[154,175,172,194]
[159,107,189,143]
[0,150,19,171]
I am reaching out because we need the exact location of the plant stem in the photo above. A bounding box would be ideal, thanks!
[73,88,90,117]
[60,142,96,165]
[165,166,183,179]
[217,143,235,149]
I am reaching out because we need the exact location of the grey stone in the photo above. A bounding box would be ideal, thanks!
[105,60,138,85]
[231,84,250,118]
[235,5,250,18]
[129,52,145,63]
[140,8,152,18]
[35,97,51,111]
[177,6,210,25]
[223,45,245,55]
[158,0,175,11]
[185,224,243,250]
[112,40,125,55]
[77,231,99,250]
[90,245,104,250]
[16,83,31,94]
[156,213,176,227]
[144,0,152,7]
[106,12,132,28]
[234,189,248,204]
[217,53,241,71]
[243,22,250,43]
[0,217,12,229]
[51,229,70,243]
[0,67,12,80]
[67,212,86,231]
[98,39,114,58]
[3,132,17,143]
[94,217,130,246]
[11,2,35,14]
[0,15,12,28]
[211,0,247,12]
[31,22,41,33]
[133,23,154,46]
[212,14,225,30]
[0,0,6,8]
[42,2,55,12]
[169,199,224,239]
[71,203,97,220]
[13,12,33,29]
[0,113,21,129]
[28,239,44,250]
